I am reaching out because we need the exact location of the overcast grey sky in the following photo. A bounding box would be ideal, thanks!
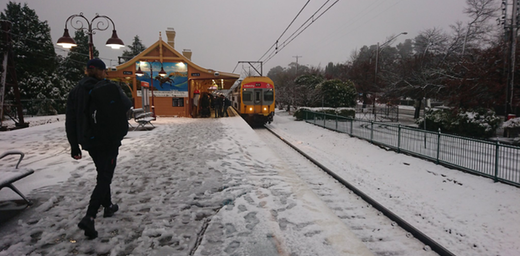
[3,0,474,75]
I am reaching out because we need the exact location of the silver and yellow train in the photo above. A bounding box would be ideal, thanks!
[231,76,275,125]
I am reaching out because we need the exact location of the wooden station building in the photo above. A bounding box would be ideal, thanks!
[106,28,239,117]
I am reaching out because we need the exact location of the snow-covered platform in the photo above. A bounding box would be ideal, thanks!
[0,114,373,256]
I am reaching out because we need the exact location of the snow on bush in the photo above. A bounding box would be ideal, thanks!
[416,108,501,138]
[293,107,355,120]
[502,117,520,128]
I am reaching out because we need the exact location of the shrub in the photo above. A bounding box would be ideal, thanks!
[293,107,355,120]
[416,108,500,138]
[502,117,520,129]
[336,108,355,118]
[293,107,312,121]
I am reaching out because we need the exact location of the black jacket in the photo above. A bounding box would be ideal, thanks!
[65,77,131,151]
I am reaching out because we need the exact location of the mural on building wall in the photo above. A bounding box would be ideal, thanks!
[136,62,188,97]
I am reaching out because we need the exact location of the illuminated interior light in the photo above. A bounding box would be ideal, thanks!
[107,44,123,49]
[59,43,75,49]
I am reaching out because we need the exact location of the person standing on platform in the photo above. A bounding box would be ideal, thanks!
[192,89,200,117]
[222,95,231,117]
[66,58,131,239]
[200,93,210,117]
[214,94,222,118]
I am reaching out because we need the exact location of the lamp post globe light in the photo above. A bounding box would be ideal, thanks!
[57,13,124,60]
[135,61,167,116]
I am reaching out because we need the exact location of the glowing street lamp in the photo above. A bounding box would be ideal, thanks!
[57,13,124,60]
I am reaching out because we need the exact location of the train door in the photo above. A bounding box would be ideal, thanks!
[254,89,263,106]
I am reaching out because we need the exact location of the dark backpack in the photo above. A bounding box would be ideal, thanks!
[85,80,131,144]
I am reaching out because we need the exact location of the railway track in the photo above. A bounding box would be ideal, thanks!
[256,127,456,256]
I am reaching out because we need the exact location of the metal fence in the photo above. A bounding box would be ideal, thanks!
[303,110,520,187]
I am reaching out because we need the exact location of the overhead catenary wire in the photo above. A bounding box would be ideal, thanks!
[262,0,340,64]
[257,0,311,62]
[313,0,404,53]
[235,0,312,75]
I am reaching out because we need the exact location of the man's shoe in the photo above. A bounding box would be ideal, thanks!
[78,216,98,239]
[103,204,119,218]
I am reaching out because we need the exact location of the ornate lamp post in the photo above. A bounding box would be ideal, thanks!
[57,13,124,60]
[136,61,166,116]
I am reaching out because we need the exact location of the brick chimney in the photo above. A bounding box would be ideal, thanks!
[182,49,192,60]
[166,27,176,49]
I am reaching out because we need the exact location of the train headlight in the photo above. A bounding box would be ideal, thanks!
[249,107,253,112]
[263,107,267,111]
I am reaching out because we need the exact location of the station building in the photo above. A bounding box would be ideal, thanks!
[106,28,239,117]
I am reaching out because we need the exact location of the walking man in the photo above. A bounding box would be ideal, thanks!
[65,58,131,239]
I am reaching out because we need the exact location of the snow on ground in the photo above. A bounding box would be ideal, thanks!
[0,114,372,256]
[0,111,519,256]
[267,111,520,256]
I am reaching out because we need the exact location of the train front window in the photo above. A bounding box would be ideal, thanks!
[243,91,252,102]
[264,89,274,102]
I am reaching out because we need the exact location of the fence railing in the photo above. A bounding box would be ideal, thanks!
[303,110,520,187]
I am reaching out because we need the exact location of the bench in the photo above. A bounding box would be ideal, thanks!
[131,108,155,131]
[0,150,34,205]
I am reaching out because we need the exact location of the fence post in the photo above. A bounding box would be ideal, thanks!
[305,110,308,121]
[350,118,353,136]
[494,141,500,183]
[335,114,338,131]
[397,106,399,122]
[323,113,326,127]
[370,121,374,143]
[397,124,401,153]
[436,128,441,164]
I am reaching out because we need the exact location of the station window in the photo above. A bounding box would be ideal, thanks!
[172,98,184,107]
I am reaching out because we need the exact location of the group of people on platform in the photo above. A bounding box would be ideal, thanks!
[194,91,231,118]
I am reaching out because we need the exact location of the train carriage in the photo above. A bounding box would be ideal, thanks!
[231,76,275,125]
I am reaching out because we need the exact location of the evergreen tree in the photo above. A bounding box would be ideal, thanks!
[1,2,75,114]
[318,79,357,108]
[121,35,146,62]
[60,30,97,82]
[294,74,323,107]
[0,1,56,77]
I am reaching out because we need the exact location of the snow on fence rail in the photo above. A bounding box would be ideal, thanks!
[303,110,520,187]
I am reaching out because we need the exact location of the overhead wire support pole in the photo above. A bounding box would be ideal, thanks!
[509,0,518,116]
[237,61,263,76]
[502,0,519,118]
[292,56,302,112]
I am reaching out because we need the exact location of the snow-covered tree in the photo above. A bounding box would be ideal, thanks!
[60,30,96,83]
[1,2,75,115]
[0,2,56,77]
[294,74,323,107]
[317,79,357,108]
